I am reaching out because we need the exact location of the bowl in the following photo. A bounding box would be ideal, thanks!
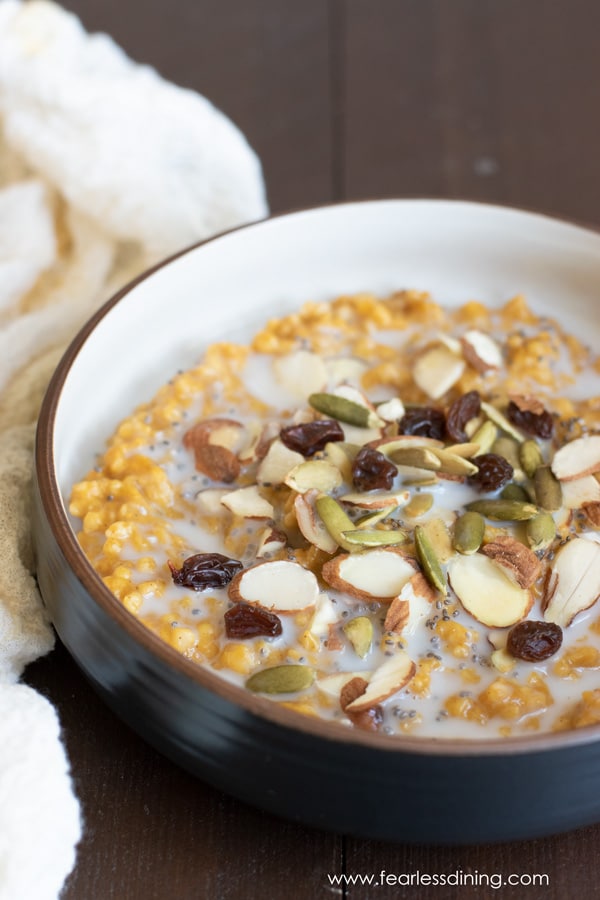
[33,199,600,843]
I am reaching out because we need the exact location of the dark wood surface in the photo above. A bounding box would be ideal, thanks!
[25,2,600,897]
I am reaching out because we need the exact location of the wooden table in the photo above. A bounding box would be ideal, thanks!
[25,2,600,897]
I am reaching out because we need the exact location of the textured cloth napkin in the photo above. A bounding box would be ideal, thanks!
[0,2,267,896]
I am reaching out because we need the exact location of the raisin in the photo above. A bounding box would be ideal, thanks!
[169,553,243,590]
[399,407,446,440]
[507,620,562,662]
[446,390,481,443]
[280,419,344,456]
[507,401,554,439]
[224,603,283,639]
[352,445,397,491]
[468,453,513,492]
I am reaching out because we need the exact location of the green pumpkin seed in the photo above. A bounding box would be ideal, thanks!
[471,420,498,456]
[403,493,434,518]
[453,511,485,555]
[500,483,530,502]
[534,465,563,511]
[343,616,373,658]
[466,499,539,521]
[246,665,315,694]
[525,511,557,551]
[414,524,446,594]
[430,448,479,476]
[481,401,524,442]
[315,495,357,551]
[342,528,407,547]
[519,439,544,479]
[309,392,379,428]
[491,436,522,471]
[355,506,397,529]
[389,446,441,470]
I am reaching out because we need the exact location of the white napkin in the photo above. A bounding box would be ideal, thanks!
[0,2,268,897]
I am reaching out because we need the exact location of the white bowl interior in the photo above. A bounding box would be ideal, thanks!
[54,199,600,508]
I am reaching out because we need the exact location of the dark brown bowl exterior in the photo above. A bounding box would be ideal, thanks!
[31,203,600,843]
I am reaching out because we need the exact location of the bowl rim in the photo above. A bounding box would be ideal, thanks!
[35,196,600,758]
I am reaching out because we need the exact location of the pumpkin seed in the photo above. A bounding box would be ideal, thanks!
[500,483,530,502]
[481,401,524,442]
[491,436,522,471]
[342,529,408,547]
[343,616,373,658]
[389,446,441,470]
[355,506,396,529]
[414,524,446,594]
[471,419,498,456]
[246,664,315,694]
[525,511,557,551]
[309,392,379,428]
[534,465,563,511]
[315,495,357,551]
[430,447,479,476]
[466,499,539,521]
[403,493,434,518]
[453,511,485,555]
[519,439,544,479]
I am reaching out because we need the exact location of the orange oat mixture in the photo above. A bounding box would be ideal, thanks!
[70,291,600,738]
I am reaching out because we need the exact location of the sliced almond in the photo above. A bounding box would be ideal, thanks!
[345,651,416,712]
[341,423,384,445]
[551,436,600,482]
[317,671,372,699]
[543,537,600,627]
[487,628,508,651]
[491,649,517,673]
[383,597,410,633]
[238,420,279,463]
[325,356,369,387]
[413,345,466,399]
[256,526,287,558]
[376,397,406,423]
[448,553,533,627]
[323,441,358,482]
[183,420,243,482]
[340,676,370,710]
[340,489,410,510]
[284,459,343,494]
[481,535,541,589]
[195,488,231,516]
[294,490,338,554]
[435,332,463,355]
[384,572,437,635]
[308,592,338,636]
[561,475,600,509]
[256,439,305,486]
[583,502,600,527]
[508,393,546,416]
[461,330,503,373]
[321,548,416,602]
[220,485,274,519]
[228,559,319,612]
[184,417,245,452]
[273,350,328,399]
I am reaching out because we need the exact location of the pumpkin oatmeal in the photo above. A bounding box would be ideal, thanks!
[69,290,600,739]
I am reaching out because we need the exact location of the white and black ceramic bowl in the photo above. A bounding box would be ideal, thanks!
[33,200,600,843]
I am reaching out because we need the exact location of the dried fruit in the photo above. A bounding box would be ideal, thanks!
[453,511,485,555]
[246,665,315,694]
[448,554,533,627]
[224,603,283,639]
[414,524,446,594]
[519,439,544,479]
[308,391,381,428]
[321,548,416,601]
[446,390,481,443]
[169,553,243,590]
[534,465,562,511]
[468,453,513,493]
[398,407,446,440]
[352,445,397,491]
[343,616,373,658]
[525,512,556,552]
[507,620,562,662]
[507,400,553,439]
[228,560,319,612]
[280,419,344,456]
[466,498,539,521]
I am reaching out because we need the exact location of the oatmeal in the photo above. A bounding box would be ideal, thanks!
[69,291,600,739]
